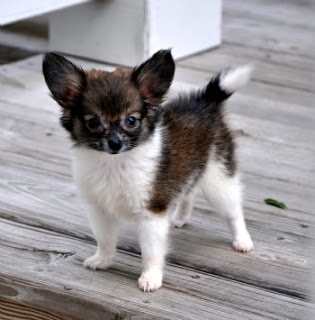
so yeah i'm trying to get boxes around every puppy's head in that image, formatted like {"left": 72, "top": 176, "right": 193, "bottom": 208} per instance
{"left": 43, "top": 50, "right": 174, "bottom": 154}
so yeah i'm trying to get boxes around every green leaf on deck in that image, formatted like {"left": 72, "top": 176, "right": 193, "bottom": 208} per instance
{"left": 264, "top": 198, "right": 287, "bottom": 210}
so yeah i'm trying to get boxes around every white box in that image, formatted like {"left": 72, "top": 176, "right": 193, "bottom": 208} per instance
{"left": 49, "top": 0, "right": 222, "bottom": 66}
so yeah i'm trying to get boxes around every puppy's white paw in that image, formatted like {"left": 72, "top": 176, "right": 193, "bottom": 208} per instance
{"left": 233, "top": 234, "right": 254, "bottom": 253}
{"left": 138, "top": 270, "right": 163, "bottom": 292}
{"left": 171, "top": 219, "right": 186, "bottom": 228}
{"left": 83, "top": 254, "right": 113, "bottom": 270}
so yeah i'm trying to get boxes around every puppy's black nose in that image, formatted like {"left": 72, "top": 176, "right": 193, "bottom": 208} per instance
{"left": 108, "top": 135, "right": 122, "bottom": 152}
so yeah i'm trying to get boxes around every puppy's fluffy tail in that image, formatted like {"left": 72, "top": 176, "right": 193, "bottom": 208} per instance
{"left": 204, "top": 65, "right": 253, "bottom": 104}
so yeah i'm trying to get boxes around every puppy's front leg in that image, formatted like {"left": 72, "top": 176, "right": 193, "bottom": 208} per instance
{"left": 83, "top": 203, "right": 119, "bottom": 270}
{"left": 138, "top": 214, "right": 169, "bottom": 292}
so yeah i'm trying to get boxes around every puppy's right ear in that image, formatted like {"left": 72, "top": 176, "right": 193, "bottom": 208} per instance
{"left": 43, "top": 53, "right": 86, "bottom": 109}
{"left": 131, "top": 50, "right": 175, "bottom": 104}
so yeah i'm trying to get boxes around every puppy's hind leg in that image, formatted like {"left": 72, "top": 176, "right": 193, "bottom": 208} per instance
{"left": 171, "top": 188, "right": 197, "bottom": 228}
{"left": 200, "top": 163, "right": 253, "bottom": 252}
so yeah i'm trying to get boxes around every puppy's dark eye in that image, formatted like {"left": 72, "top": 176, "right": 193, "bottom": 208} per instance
{"left": 125, "top": 116, "right": 137, "bottom": 128}
{"left": 87, "top": 117, "right": 101, "bottom": 130}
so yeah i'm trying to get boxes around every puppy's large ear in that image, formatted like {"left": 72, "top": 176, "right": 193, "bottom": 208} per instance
{"left": 43, "top": 52, "right": 86, "bottom": 109}
{"left": 131, "top": 50, "right": 175, "bottom": 104}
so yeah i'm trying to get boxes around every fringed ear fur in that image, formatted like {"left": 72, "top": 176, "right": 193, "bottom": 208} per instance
{"left": 131, "top": 50, "right": 175, "bottom": 104}
{"left": 42, "top": 52, "right": 86, "bottom": 109}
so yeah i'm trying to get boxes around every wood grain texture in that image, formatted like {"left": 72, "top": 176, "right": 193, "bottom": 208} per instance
{"left": 0, "top": 60, "right": 313, "bottom": 298}
{"left": 0, "top": 0, "right": 314, "bottom": 318}
{"left": 0, "top": 299, "right": 71, "bottom": 320}
{"left": 222, "top": 0, "right": 314, "bottom": 57}
{"left": 0, "top": 74, "right": 312, "bottom": 301}
{"left": 0, "top": 218, "right": 311, "bottom": 320}
{"left": 178, "top": 44, "right": 313, "bottom": 92}
{"left": 179, "top": 0, "right": 314, "bottom": 92}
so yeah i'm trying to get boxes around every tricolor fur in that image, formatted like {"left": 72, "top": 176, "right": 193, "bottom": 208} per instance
{"left": 43, "top": 50, "right": 253, "bottom": 292}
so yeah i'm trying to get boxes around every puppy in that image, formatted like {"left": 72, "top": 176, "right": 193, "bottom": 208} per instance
{"left": 43, "top": 50, "right": 253, "bottom": 292}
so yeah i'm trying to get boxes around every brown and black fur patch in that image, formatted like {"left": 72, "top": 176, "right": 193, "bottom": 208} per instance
{"left": 147, "top": 88, "right": 236, "bottom": 214}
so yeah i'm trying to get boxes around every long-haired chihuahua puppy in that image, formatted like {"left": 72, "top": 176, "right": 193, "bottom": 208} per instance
{"left": 43, "top": 50, "right": 253, "bottom": 292}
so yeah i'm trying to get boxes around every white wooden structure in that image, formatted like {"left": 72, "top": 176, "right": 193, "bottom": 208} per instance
{"left": 0, "top": 0, "right": 90, "bottom": 26}
{"left": 0, "top": 0, "right": 222, "bottom": 66}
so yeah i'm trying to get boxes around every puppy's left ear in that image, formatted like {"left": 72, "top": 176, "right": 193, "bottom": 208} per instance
{"left": 132, "top": 50, "right": 175, "bottom": 104}
{"left": 43, "top": 52, "right": 86, "bottom": 109}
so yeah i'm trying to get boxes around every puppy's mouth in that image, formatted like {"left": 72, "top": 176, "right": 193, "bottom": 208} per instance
{"left": 107, "top": 145, "right": 131, "bottom": 154}
{"left": 108, "top": 150, "right": 120, "bottom": 155}
{"left": 87, "top": 141, "right": 130, "bottom": 155}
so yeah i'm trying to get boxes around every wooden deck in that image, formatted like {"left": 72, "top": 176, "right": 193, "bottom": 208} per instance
{"left": 0, "top": 0, "right": 313, "bottom": 319}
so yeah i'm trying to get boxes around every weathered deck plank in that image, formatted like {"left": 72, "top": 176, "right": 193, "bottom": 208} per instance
{"left": 0, "top": 54, "right": 313, "bottom": 303}
{"left": 178, "top": 0, "right": 314, "bottom": 93}
{"left": 0, "top": 299, "right": 71, "bottom": 320}
{"left": 0, "top": 157, "right": 312, "bottom": 300}
{"left": 222, "top": 0, "right": 314, "bottom": 57}
{"left": 0, "top": 218, "right": 311, "bottom": 320}
{"left": 0, "top": 0, "right": 314, "bottom": 318}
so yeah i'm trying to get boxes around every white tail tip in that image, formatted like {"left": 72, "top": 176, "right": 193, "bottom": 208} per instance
{"left": 219, "top": 65, "right": 253, "bottom": 93}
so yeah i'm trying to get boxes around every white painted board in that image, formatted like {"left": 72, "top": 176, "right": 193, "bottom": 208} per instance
{"left": 0, "top": 0, "right": 90, "bottom": 26}
{"left": 145, "top": 0, "right": 221, "bottom": 58}
{"left": 50, "top": 0, "right": 222, "bottom": 66}
{"left": 49, "top": 0, "right": 146, "bottom": 66}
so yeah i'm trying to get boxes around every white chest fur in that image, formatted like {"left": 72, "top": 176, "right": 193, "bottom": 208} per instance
{"left": 72, "top": 128, "right": 162, "bottom": 219}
